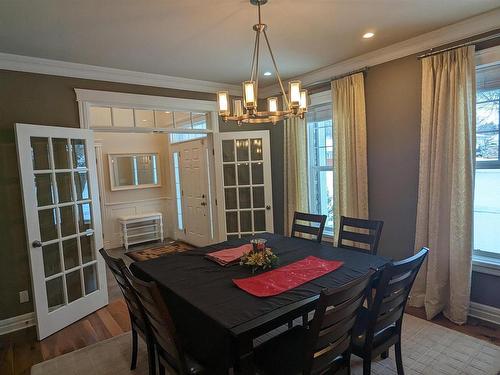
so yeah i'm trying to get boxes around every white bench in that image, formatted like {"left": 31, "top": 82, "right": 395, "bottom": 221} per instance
{"left": 118, "top": 212, "right": 164, "bottom": 251}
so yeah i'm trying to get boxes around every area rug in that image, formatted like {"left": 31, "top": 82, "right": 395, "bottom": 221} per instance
{"left": 126, "top": 241, "right": 194, "bottom": 262}
{"left": 31, "top": 314, "right": 500, "bottom": 375}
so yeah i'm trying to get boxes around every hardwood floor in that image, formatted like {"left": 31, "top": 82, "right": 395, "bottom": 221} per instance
{"left": 0, "top": 299, "right": 131, "bottom": 375}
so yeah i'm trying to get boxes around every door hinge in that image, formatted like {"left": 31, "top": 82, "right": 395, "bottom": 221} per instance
{"left": 215, "top": 198, "right": 218, "bottom": 206}
{"left": 212, "top": 148, "right": 215, "bottom": 155}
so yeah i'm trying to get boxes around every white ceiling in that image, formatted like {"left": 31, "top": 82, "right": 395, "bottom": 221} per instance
{"left": 0, "top": 0, "right": 499, "bottom": 86}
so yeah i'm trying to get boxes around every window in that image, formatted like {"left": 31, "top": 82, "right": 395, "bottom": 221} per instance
{"left": 474, "top": 59, "right": 500, "bottom": 264}
{"left": 169, "top": 112, "right": 208, "bottom": 143}
{"left": 306, "top": 102, "right": 334, "bottom": 235}
{"left": 173, "top": 152, "right": 184, "bottom": 231}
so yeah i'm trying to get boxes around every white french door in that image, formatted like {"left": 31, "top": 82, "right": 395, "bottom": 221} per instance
{"left": 15, "top": 123, "right": 107, "bottom": 340}
{"left": 171, "top": 138, "right": 214, "bottom": 247}
{"left": 214, "top": 130, "right": 274, "bottom": 240}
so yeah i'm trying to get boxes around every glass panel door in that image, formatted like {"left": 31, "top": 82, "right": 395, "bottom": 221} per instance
{"left": 16, "top": 124, "right": 106, "bottom": 340}
{"left": 217, "top": 131, "right": 273, "bottom": 240}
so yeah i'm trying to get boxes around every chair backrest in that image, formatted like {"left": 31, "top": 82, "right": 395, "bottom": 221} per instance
{"left": 365, "top": 248, "right": 429, "bottom": 349}
{"left": 99, "top": 249, "right": 147, "bottom": 331}
{"left": 304, "top": 270, "right": 375, "bottom": 375}
{"left": 124, "top": 270, "right": 189, "bottom": 375}
{"left": 291, "top": 211, "right": 327, "bottom": 243}
{"left": 337, "top": 216, "right": 384, "bottom": 255}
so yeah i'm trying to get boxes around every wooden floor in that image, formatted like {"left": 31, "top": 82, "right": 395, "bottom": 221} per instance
{"left": 1, "top": 300, "right": 499, "bottom": 375}
{"left": 0, "top": 299, "right": 130, "bottom": 375}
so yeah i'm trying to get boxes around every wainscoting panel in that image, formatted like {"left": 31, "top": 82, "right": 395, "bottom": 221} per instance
{"left": 103, "top": 197, "right": 170, "bottom": 249}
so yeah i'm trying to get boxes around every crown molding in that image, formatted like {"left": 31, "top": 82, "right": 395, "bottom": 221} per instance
{"left": 0, "top": 52, "right": 241, "bottom": 96}
{"left": 259, "top": 8, "right": 500, "bottom": 97}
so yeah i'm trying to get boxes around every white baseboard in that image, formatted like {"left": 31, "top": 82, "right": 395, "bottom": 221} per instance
{"left": 469, "top": 302, "right": 500, "bottom": 326}
{"left": 0, "top": 312, "right": 35, "bottom": 335}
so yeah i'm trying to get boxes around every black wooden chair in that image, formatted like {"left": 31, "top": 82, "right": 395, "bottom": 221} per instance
{"left": 337, "top": 216, "right": 384, "bottom": 255}
{"left": 254, "top": 270, "right": 375, "bottom": 375}
{"left": 351, "top": 248, "right": 429, "bottom": 375}
{"left": 291, "top": 211, "right": 327, "bottom": 243}
{"left": 99, "top": 249, "right": 155, "bottom": 375}
{"left": 125, "top": 270, "right": 207, "bottom": 375}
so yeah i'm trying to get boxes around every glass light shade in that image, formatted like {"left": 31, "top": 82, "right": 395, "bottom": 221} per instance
{"left": 289, "top": 80, "right": 301, "bottom": 108}
{"left": 217, "top": 91, "right": 230, "bottom": 115}
{"left": 299, "top": 89, "right": 308, "bottom": 111}
{"left": 243, "top": 81, "right": 256, "bottom": 109}
{"left": 233, "top": 99, "right": 243, "bottom": 117}
{"left": 267, "top": 97, "right": 278, "bottom": 112}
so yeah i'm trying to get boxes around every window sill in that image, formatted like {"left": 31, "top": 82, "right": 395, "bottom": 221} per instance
{"left": 472, "top": 255, "right": 500, "bottom": 277}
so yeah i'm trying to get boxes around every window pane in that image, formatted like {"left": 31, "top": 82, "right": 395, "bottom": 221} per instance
{"left": 474, "top": 169, "right": 500, "bottom": 255}
{"left": 307, "top": 102, "right": 334, "bottom": 234}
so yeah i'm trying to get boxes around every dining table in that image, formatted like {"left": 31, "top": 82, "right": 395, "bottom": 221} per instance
{"left": 129, "top": 232, "right": 390, "bottom": 374}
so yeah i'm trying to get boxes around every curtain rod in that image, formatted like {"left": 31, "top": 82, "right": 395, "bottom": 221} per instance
{"left": 305, "top": 67, "right": 368, "bottom": 90}
{"left": 417, "top": 32, "right": 500, "bottom": 60}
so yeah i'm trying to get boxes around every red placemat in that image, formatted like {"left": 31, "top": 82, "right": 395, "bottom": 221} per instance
{"left": 233, "top": 256, "right": 344, "bottom": 297}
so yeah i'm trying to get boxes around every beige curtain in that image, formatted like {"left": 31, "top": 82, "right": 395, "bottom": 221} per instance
{"left": 331, "top": 73, "right": 369, "bottom": 243}
{"left": 409, "top": 46, "right": 476, "bottom": 325}
{"left": 283, "top": 115, "right": 309, "bottom": 236}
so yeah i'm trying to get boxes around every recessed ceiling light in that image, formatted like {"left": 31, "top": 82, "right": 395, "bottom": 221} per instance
{"left": 363, "top": 32, "right": 375, "bottom": 39}
{"left": 264, "top": 71, "right": 272, "bottom": 76}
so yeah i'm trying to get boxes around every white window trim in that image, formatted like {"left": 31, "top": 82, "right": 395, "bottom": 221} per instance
{"left": 75, "top": 88, "right": 219, "bottom": 133}
{"left": 472, "top": 46, "right": 500, "bottom": 275}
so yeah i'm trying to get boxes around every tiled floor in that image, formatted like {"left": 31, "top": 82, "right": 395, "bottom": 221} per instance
{"left": 31, "top": 314, "right": 500, "bottom": 375}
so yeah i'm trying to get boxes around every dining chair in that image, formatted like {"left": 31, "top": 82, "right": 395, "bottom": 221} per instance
{"left": 99, "top": 249, "right": 156, "bottom": 375}
{"left": 351, "top": 247, "right": 429, "bottom": 375}
{"left": 291, "top": 211, "right": 327, "bottom": 243}
{"left": 125, "top": 270, "right": 207, "bottom": 375}
{"left": 254, "top": 270, "right": 375, "bottom": 375}
{"left": 337, "top": 216, "right": 384, "bottom": 255}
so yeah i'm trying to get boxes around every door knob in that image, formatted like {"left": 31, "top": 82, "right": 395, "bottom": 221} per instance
{"left": 266, "top": 205, "right": 271, "bottom": 210}
{"left": 201, "top": 202, "right": 207, "bottom": 206}
{"left": 32, "top": 240, "right": 42, "bottom": 248}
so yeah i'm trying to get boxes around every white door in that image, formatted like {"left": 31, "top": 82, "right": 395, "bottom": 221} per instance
{"left": 171, "top": 138, "right": 213, "bottom": 247}
{"left": 214, "top": 130, "right": 274, "bottom": 240}
{"left": 15, "top": 123, "right": 107, "bottom": 340}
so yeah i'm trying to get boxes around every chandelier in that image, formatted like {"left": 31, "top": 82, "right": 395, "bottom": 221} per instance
{"left": 217, "top": 0, "right": 308, "bottom": 125}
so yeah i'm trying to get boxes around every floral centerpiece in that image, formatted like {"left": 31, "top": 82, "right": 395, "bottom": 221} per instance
{"left": 240, "top": 239, "right": 279, "bottom": 273}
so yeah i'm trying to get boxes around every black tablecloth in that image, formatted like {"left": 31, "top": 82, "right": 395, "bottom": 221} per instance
{"left": 130, "top": 233, "right": 389, "bottom": 370}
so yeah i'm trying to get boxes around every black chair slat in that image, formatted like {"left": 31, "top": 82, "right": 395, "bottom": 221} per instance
{"left": 321, "top": 291, "right": 366, "bottom": 328}
{"left": 374, "top": 305, "right": 405, "bottom": 332}
{"left": 316, "top": 315, "right": 357, "bottom": 350}
{"left": 311, "top": 335, "right": 350, "bottom": 375}
{"left": 293, "top": 223, "right": 322, "bottom": 236}
{"left": 338, "top": 230, "right": 375, "bottom": 245}
{"left": 291, "top": 211, "right": 327, "bottom": 243}
{"left": 379, "top": 292, "right": 408, "bottom": 315}
{"left": 341, "top": 216, "right": 381, "bottom": 230}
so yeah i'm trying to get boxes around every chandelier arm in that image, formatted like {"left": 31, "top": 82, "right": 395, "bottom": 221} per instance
{"left": 255, "top": 29, "right": 260, "bottom": 103}
{"left": 250, "top": 28, "right": 259, "bottom": 82}
{"left": 263, "top": 29, "right": 289, "bottom": 109}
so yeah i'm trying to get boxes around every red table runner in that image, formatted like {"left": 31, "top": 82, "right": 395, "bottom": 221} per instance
{"left": 233, "top": 256, "right": 344, "bottom": 297}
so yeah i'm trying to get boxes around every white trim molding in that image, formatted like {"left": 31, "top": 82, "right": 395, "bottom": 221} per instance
{"left": 0, "top": 52, "right": 240, "bottom": 95}
{"left": 0, "top": 312, "right": 35, "bottom": 335}
{"left": 472, "top": 256, "right": 500, "bottom": 277}
{"left": 469, "top": 302, "right": 500, "bottom": 326}
{"left": 260, "top": 8, "right": 500, "bottom": 97}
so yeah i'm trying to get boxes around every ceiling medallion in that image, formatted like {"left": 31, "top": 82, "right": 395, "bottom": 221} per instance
{"left": 217, "top": 0, "right": 308, "bottom": 125}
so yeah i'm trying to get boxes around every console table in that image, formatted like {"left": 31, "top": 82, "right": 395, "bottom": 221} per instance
{"left": 118, "top": 212, "right": 164, "bottom": 251}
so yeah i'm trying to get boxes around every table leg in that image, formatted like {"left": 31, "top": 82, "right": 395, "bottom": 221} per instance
{"left": 234, "top": 337, "right": 255, "bottom": 375}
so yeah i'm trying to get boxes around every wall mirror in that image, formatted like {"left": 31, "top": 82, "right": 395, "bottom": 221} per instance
{"left": 108, "top": 153, "right": 161, "bottom": 190}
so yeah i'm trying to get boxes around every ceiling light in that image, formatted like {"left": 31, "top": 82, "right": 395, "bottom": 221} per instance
{"left": 363, "top": 32, "right": 375, "bottom": 39}
{"left": 217, "top": 0, "right": 307, "bottom": 125}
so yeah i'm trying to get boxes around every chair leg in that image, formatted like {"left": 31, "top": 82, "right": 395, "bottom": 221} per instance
{"left": 381, "top": 350, "right": 389, "bottom": 359}
{"left": 363, "top": 359, "right": 371, "bottom": 375}
{"left": 302, "top": 314, "right": 308, "bottom": 326}
{"left": 130, "top": 329, "right": 138, "bottom": 370}
{"left": 395, "top": 341, "right": 404, "bottom": 375}
{"left": 146, "top": 340, "right": 156, "bottom": 375}
{"left": 159, "top": 362, "right": 166, "bottom": 375}
{"left": 345, "top": 351, "right": 352, "bottom": 375}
